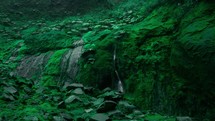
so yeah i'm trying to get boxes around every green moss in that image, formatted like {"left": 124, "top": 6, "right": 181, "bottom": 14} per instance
{"left": 44, "top": 49, "right": 68, "bottom": 75}
{"left": 24, "top": 29, "right": 74, "bottom": 54}
{"left": 40, "top": 76, "right": 57, "bottom": 87}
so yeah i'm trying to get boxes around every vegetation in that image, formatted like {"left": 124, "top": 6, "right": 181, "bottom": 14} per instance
{"left": 0, "top": 0, "right": 215, "bottom": 120}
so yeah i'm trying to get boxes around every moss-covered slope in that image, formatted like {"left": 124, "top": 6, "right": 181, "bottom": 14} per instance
{"left": 0, "top": 0, "right": 215, "bottom": 120}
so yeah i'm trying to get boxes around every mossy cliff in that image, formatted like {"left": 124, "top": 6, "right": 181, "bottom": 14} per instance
{"left": 0, "top": 0, "right": 215, "bottom": 120}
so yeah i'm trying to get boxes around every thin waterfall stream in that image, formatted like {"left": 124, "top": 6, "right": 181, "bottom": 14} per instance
{"left": 113, "top": 45, "right": 124, "bottom": 93}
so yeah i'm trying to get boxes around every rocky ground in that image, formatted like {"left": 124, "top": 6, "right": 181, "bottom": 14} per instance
{"left": 0, "top": 77, "right": 176, "bottom": 120}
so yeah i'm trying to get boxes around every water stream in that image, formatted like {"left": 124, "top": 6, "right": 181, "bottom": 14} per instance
{"left": 113, "top": 45, "right": 124, "bottom": 93}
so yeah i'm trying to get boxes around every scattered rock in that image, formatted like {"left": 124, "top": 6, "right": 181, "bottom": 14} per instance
{"left": 85, "top": 108, "right": 94, "bottom": 113}
{"left": 3, "top": 93, "right": 15, "bottom": 101}
{"left": 117, "top": 101, "right": 136, "bottom": 114}
{"left": 60, "top": 113, "right": 73, "bottom": 120}
{"left": 93, "top": 98, "right": 104, "bottom": 106}
{"left": 3, "top": 86, "right": 17, "bottom": 94}
{"left": 23, "top": 116, "right": 39, "bottom": 121}
{"left": 176, "top": 116, "right": 192, "bottom": 121}
{"left": 73, "top": 88, "right": 84, "bottom": 95}
{"left": 108, "top": 110, "right": 124, "bottom": 118}
{"left": 90, "top": 113, "right": 110, "bottom": 121}
{"left": 65, "top": 95, "right": 82, "bottom": 104}
{"left": 53, "top": 116, "right": 66, "bottom": 121}
{"left": 66, "top": 83, "right": 84, "bottom": 90}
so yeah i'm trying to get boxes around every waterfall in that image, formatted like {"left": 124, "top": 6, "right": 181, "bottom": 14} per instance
{"left": 113, "top": 45, "right": 124, "bottom": 93}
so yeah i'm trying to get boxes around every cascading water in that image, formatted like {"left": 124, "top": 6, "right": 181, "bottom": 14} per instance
{"left": 113, "top": 45, "right": 124, "bottom": 93}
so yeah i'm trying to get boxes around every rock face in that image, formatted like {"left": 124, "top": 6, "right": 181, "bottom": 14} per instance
{"left": 16, "top": 39, "right": 84, "bottom": 83}
{"left": 16, "top": 52, "right": 53, "bottom": 79}
{"left": 60, "top": 39, "right": 84, "bottom": 82}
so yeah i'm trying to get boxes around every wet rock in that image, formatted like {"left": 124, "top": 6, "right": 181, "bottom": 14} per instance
{"left": 93, "top": 98, "right": 104, "bottom": 106}
{"left": 85, "top": 108, "right": 94, "bottom": 113}
{"left": 117, "top": 101, "right": 136, "bottom": 114}
{"left": 101, "top": 87, "right": 111, "bottom": 93}
{"left": 60, "top": 39, "right": 83, "bottom": 82}
{"left": 98, "top": 91, "right": 122, "bottom": 102}
{"left": 136, "top": 114, "right": 145, "bottom": 119}
{"left": 23, "top": 116, "right": 39, "bottom": 121}
{"left": 90, "top": 113, "right": 110, "bottom": 121}
{"left": 60, "top": 113, "right": 73, "bottom": 120}
{"left": 73, "top": 88, "right": 84, "bottom": 95}
{"left": 65, "top": 95, "right": 82, "bottom": 104}
{"left": 133, "top": 110, "right": 143, "bottom": 116}
{"left": 108, "top": 110, "right": 124, "bottom": 119}
{"left": 16, "top": 52, "right": 53, "bottom": 79}
{"left": 3, "top": 86, "right": 17, "bottom": 94}
{"left": 53, "top": 116, "right": 66, "bottom": 121}
{"left": 176, "top": 116, "right": 192, "bottom": 121}
{"left": 2, "top": 93, "right": 15, "bottom": 100}
{"left": 97, "top": 100, "right": 117, "bottom": 113}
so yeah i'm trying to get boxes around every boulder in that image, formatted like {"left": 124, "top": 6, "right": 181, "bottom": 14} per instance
{"left": 53, "top": 116, "right": 66, "bottom": 121}
{"left": 93, "top": 98, "right": 104, "bottom": 107}
{"left": 176, "top": 116, "right": 192, "bottom": 121}
{"left": 73, "top": 88, "right": 84, "bottom": 95}
{"left": 108, "top": 110, "right": 124, "bottom": 119}
{"left": 90, "top": 113, "right": 110, "bottom": 121}
{"left": 98, "top": 91, "right": 122, "bottom": 102}
{"left": 65, "top": 83, "right": 87, "bottom": 90}
{"left": 3, "top": 86, "right": 17, "bottom": 94}
{"left": 117, "top": 101, "right": 136, "bottom": 114}
{"left": 65, "top": 95, "right": 82, "bottom": 104}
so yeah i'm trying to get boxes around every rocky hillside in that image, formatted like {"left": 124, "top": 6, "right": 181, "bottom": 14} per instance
{"left": 0, "top": 0, "right": 215, "bottom": 120}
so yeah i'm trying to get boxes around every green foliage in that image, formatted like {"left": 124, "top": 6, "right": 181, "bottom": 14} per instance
{"left": 24, "top": 29, "right": 73, "bottom": 54}
{"left": 44, "top": 49, "right": 68, "bottom": 75}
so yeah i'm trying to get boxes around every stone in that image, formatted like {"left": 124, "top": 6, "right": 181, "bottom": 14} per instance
{"left": 117, "top": 101, "right": 136, "bottom": 114}
{"left": 101, "top": 87, "right": 111, "bottom": 93}
{"left": 3, "top": 93, "right": 15, "bottom": 101}
{"left": 176, "top": 116, "right": 192, "bottom": 121}
{"left": 90, "top": 113, "right": 110, "bottom": 121}
{"left": 69, "top": 83, "right": 84, "bottom": 89}
{"left": 93, "top": 98, "right": 104, "bottom": 106}
{"left": 65, "top": 95, "right": 82, "bottom": 104}
{"left": 53, "top": 116, "right": 66, "bottom": 121}
{"left": 3, "top": 86, "right": 17, "bottom": 94}
{"left": 97, "top": 100, "right": 117, "bottom": 113}
{"left": 133, "top": 110, "right": 143, "bottom": 116}
{"left": 73, "top": 88, "right": 84, "bottom": 95}
{"left": 23, "top": 116, "right": 39, "bottom": 121}
{"left": 60, "top": 113, "right": 73, "bottom": 120}
{"left": 85, "top": 108, "right": 94, "bottom": 113}
{"left": 108, "top": 110, "right": 124, "bottom": 118}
